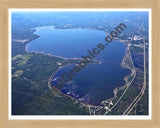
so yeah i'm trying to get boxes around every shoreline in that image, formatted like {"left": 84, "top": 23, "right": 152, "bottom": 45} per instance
{"left": 48, "top": 62, "right": 103, "bottom": 108}
{"left": 47, "top": 42, "right": 133, "bottom": 108}
{"left": 25, "top": 42, "right": 84, "bottom": 60}
{"left": 23, "top": 27, "right": 133, "bottom": 109}
{"left": 101, "top": 42, "right": 135, "bottom": 107}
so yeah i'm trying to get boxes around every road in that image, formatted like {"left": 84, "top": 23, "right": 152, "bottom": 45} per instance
{"left": 104, "top": 40, "right": 136, "bottom": 115}
{"left": 122, "top": 27, "right": 147, "bottom": 115}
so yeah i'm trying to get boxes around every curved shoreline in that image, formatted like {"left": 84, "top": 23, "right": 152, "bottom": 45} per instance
{"left": 25, "top": 26, "right": 108, "bottom": 60}
{"left": 48, "top": 62, "right": 105, "bottom": 108}
{"left": 24, "top": 27, "right": 133, "bottom": 108}
{"left": 101, "top": 43, "right": 135, "bottom": 107}
{"left": 47, "top": 43, "right": 132, "bottom": 108}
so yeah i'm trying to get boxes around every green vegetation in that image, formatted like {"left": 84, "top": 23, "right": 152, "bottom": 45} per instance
{"left": 107, "top": 46, "right": 148, "bottom": 115}
{"left": 12, "top": 30, "right": 89, "bottom": 115}
{"left": 12, "top": 12, "right": 149, "bottom": 115}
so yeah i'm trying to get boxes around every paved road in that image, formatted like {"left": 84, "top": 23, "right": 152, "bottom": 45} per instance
{"left": 122, "top": 26, "right": 147, "bottom": 115}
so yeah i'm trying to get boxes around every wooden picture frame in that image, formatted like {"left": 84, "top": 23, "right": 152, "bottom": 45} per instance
{"left": 0, "top": 0, "right": 160, "bottom": 128}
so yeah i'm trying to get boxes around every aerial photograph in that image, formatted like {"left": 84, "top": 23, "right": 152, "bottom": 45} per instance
{"left": 11, "top": 10, "right": 150, "bottom": 116}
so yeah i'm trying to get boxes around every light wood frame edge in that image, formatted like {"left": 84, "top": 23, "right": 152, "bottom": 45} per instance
{"left": 0, "top": 0, "right": 160, "bottom": 128}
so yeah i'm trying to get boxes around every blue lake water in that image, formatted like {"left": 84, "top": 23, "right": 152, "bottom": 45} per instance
{"left": 27, "top": 26, "right": 131, "bottom": 105}
{"left": 27, "top": 26, "right": 107, "bottom": 58}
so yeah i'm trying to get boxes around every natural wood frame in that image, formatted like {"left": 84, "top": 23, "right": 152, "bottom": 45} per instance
{"left": 0, "top": 0, "right": 160, "bottom": 127}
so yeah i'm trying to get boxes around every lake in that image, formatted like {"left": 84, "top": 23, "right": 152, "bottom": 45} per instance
{"left": 27, "top": 26, "right": 131, "bottom": 105}
{"left": 27, "top": 26, "right": 107, "bottom": 58}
